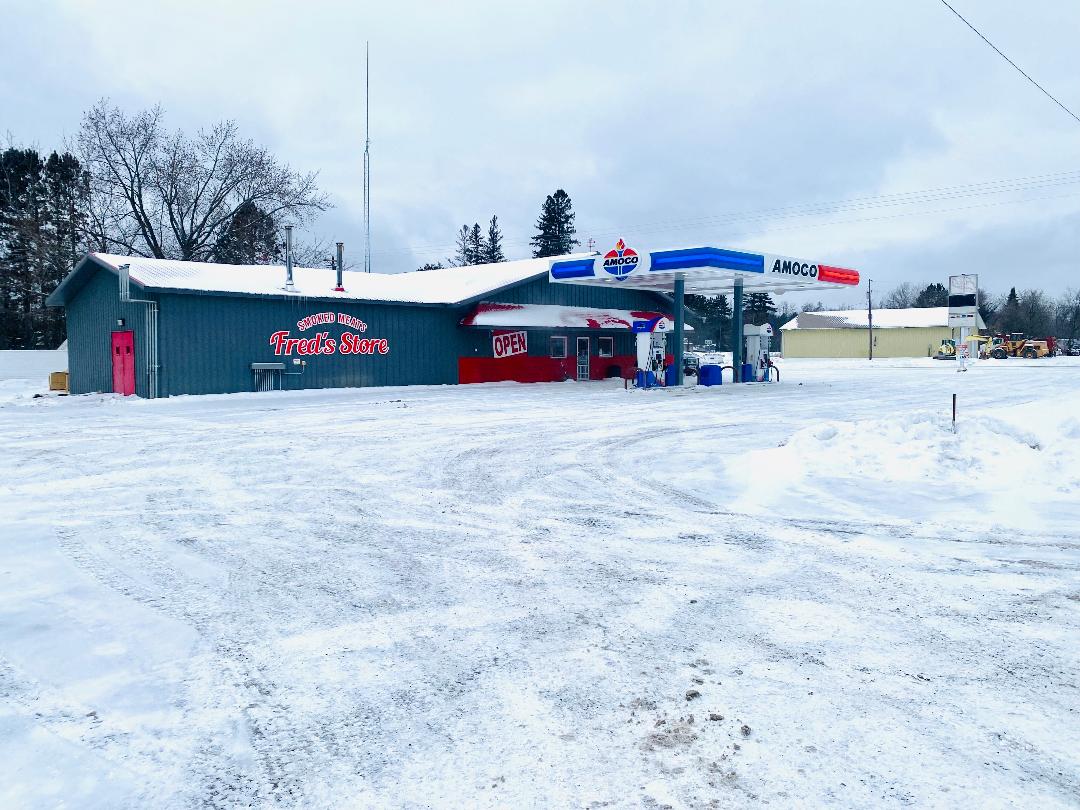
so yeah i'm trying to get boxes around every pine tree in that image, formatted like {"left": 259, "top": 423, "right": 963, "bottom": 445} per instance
{"left": 453, "top": 225, "right": 471, "bottom": 266}
{"left": 483, "top": 214, "right": 505, "bottom": 263}
{"left": 913, "top": 282, "right": 948, "bottom": 307}
{"left": 530, "top": 189, "right": 579, "bottom": 258}
{"left": 213, "top": 201, "right": 280, "bottom": 264}
{"left": 994, "top": 287, "right": 1021, "bottom": 333}
{"left": 468, "top": 223, "right": 486, "bottom": 266}
{"left": 40, "top": 152, "right": 88, "bottom": 348}
{"left": 416, "top": 262, "right": 445, "bottom": 272}
{"left": 0, "top": 147, "right": 88, "bottom": 349}
{"left": 0, "top": 148, "right": 44, "bottom": 348}
{"left": 685, "top": 293, "right": 732, "bottom": 350}
{"left": 744, "top": 292, "right": 777, "bottom": 326}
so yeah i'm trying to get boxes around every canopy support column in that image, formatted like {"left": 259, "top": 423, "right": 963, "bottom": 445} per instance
{"left": 732, "top": 279, "right": 744, "bottom": 382}
{"left": 673, "top": 276, "right": 685, "bottom": 386}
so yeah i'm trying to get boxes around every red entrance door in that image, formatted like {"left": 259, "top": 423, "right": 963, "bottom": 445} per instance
{"left": 111, "top": 331, "right": 135, "bottom": 396}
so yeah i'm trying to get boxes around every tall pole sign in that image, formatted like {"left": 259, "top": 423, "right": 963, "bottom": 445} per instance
{"left": 949, "top": 274, "right": 978, "bottom": 373}
{"left": 867, "top": 278, "right": 873, "bottom": 361}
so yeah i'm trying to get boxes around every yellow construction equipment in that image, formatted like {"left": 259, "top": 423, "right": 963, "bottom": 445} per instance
{"left": 989, "top": 333, "right": 1051, "bottom": 359}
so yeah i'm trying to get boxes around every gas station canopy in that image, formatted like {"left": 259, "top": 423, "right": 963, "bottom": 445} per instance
{"left": 549, "top": 244, "right": 859, "bottom": 295}
{"left": 548, "top": 241, "right": 861, "bottom": 385}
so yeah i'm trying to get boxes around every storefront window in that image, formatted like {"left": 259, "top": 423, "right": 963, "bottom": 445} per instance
{"left": 550, "top": 336, "right": 567, "bottom": 358}
{"left": 598, "top": 337, "right": 614, "bottom": 357}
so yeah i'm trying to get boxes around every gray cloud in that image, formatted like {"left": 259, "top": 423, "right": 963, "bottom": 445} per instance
{"left": 4, "top": 0, "right": 1079, "bottom": 296}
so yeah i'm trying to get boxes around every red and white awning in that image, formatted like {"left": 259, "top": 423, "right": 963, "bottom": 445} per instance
{"left": 460, "top": 302, "right": 692, "bottom": 331}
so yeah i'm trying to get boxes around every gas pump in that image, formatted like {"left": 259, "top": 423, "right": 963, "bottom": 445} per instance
{"left": 633, "top": 317, "right": 669, "bottom": 387}
{"left": 635, "top": 331, "right": 668, "bottom": 378}
{"left": 742, "top": 323, "right": 776, "bottom": 382}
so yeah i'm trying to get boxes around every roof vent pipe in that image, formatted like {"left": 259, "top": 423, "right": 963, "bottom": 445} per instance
{"left": 284, "top": 225, "right": 295, "bottom": 291}
{"left": 118, "top": 263, "right": 131, "bottom": 301}
{"left": 334, "top": 242, "right": 345, "bottom": 291}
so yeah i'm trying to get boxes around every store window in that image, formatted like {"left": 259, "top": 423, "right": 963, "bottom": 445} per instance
{"left": 598, "top": 337, "right": 614, "bottom": 358}
{"left": 550, "top": 336, "right": 567, "bottom": 358}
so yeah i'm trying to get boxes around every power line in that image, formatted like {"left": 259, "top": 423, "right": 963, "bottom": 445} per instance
{"left": 381, "top": 168, "right": 1080, "bottom": 256}
{"left": 937, "top": 0, "right": 1080, "bottom": 126}
{"left": 378, "top": 168, "right": 1080, "bottom": 260}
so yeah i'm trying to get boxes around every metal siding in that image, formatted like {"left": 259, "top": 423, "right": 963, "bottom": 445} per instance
{"left": 157, "top": 293, "right": 467, "bottom": 395}
{"left": 64, "top": 268, "right": 155, "bottom": 397}
{"left": 782, "top": 327, "right": 952, "bottom": 358}
{"left": 64, "top": 269, "right": 674, "bottom": 396}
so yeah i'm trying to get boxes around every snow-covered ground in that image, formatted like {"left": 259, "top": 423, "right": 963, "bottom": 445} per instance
{"left": 1, "top": 357, "right": 1078, "bottom": 808}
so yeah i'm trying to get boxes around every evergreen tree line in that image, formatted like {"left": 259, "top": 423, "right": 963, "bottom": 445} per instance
{"left": 422, "top": 189, "right": 579, "bottom": 270}
{"left": 684, "top": 292, "right": 789, "bottom": 351}
{"left": 0, "top": 148, "right": 88, "bottom": 349}
{"left": 454, "top": 215, "right": 506, "bottom": 266}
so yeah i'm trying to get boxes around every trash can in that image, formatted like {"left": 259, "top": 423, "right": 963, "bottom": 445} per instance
{"left": 699, "top": 364, "right": 721, "bottom": 386}
{"left": 665, "top": 365, "right": 678, "bottom": 387}
{"left": 635, "top": 370, "right": 658, "bottom": 388}
{"left": 740, "top": 363, "right": 754, "bottom": 383}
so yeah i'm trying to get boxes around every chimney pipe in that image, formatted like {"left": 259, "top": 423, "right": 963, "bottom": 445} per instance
{"left": 334, "top": 242, "right": 345, "bottom": 291}
{"left": 284, "top": 225, "right": 295, "bottom": 291}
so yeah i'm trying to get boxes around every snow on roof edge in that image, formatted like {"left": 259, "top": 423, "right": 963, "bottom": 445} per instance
{"left": 781, "top": 306, "right": 984, "bottom": 330}
{"left": 84, "top": 252, "right": 597, "bottom": 307}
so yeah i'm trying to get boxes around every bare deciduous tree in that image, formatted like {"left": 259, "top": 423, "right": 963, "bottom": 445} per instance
{"left": 880, "top": 281, "right": 920, "bottom": 309}
{"left": 77, "top": 100, "right": 329, "bottom": 261}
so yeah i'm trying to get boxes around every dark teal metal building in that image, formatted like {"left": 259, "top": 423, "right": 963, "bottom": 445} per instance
{"left": 47, "top": 252, "right": 680, "bottom": 398}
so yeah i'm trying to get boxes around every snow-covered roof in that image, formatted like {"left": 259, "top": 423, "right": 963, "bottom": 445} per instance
{"left": 57, "top": 252, "right": 597, "bottom": 307}
{"left": 781, "top": 306, "right": 986, "bottom": 331}
{"left": 461, "top": 302, "right": 692, "bottom": 331}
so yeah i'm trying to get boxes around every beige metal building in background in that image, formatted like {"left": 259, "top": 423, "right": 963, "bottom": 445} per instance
{"left": 780, "top": 306, "right": 987, "bottom": 358}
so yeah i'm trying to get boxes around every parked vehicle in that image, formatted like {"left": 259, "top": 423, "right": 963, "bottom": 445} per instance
{"left": 988, "top": 333, "right": 1053, "bottom": 359}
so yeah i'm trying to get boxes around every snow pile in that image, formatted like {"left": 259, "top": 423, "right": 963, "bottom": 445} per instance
{"left": 0, "top": 349, "right": 66, "bottom": 380}
{"left": 737, "top": 405, "right": 1080, "bottom": 529}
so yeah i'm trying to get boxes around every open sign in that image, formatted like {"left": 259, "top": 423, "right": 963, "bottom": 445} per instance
{"left": 493, "top": 330, "right": 527, "bottom": 359}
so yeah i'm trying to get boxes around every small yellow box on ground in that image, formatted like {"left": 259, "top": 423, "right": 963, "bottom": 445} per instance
{"left": 49, "top": 371, "right": 69, "bottom": 392}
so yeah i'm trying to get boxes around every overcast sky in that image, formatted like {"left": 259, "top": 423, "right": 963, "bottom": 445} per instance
{"left": 4, "top": 0, "right": 1080, "bottom": 306}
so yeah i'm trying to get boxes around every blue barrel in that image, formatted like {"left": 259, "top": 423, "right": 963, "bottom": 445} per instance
{"left": 635, "top": 369, "right": 646, "bottom": 388}
{"left": 699, "top": 364, "right": 721, "bottom": 386}
{"left": 645, "top": 370, "right": 657, "bottom": 388}
{"left": 740, "top": 363, "right": 754, "bottom": 382}
{"left": 665, "top": 365, "right": 678, "bottom": 387}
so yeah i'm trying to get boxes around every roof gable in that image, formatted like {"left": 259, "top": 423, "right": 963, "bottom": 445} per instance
{"left": 781, "top": 306, "right": 986, "bottom": 331}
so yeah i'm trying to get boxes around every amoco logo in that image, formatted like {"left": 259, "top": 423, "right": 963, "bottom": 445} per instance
{"left": 602, "top": 238, "right": 640, "bottom": 280}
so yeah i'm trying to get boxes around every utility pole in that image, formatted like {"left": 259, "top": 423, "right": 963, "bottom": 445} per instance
{"left": 867, "top": 278, "right": 874, "bottom": 361}
{"left": 363, "top": 41, "right": 371, "bottom": 273}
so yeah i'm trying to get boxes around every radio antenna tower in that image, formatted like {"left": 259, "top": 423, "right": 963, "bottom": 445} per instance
{"left": 363, "top": 41, "right": 372, "bottom": 273}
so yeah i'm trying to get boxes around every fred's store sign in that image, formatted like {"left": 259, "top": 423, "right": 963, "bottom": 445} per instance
{"left": 269, "top": 311, "right": 390, "bottom": 356}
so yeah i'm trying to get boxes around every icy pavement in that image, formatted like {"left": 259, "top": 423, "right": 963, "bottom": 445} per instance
{"left": 1, "top": 358, "right": 1078, "bottom": 808}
